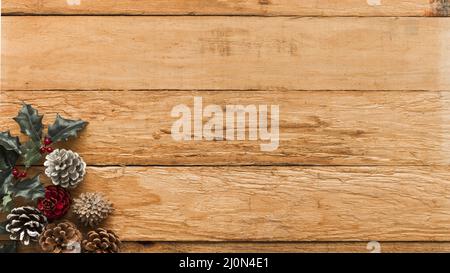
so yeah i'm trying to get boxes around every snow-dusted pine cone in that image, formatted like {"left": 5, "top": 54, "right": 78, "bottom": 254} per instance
{"left": 429, "top": 0, "right": 449, "bottom": 16}
{"left": 44, "top": 149, "right": 86, "bottom": 189}
{"left": 72, "top": 192, "right": 114, "bottom": 227}
{"left": 39, "top": 221, "right": 82, "bottom": 253}
{"left": 5, "top": 206, "right": 47, "bottom": 245}
{"left": 82, "top": 228, "right": 121, "bottom": 253}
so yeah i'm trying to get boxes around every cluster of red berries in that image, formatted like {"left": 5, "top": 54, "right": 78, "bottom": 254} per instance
{"left": 12, "top": 167, "right": 27, "bottom": 179}
{"left": 40, "top": 136, "right": 54, "bottom": 154}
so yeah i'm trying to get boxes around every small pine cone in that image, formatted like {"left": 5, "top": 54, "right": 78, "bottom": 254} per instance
{"left": 428, "top": 0, "right": 450, "bottom": 16}
{"left": 44, "top": 149, "right": 86, "bottom": 189}
{"left": 73, "top": 192, "right": 114, "bottom": 227}
{"left": 37, "top": 185, "right": 71, "bottom": 221}
{"left": 39, "top": 221, "right": 82, "bottom": 253}
{"left": 5, "top": 206, "right": 47, "bottom": 245}
{"left": 82, "top": 228, "right": 121, "bottom": 253}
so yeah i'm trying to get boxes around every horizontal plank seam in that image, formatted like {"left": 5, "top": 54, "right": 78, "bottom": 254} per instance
{"left": 117, "top": 240, "right": 450, "bottom": 243}
{"left": 18, "top": 164, "right": 450, "bottom": 167}
{"left": 120, "top": 240, "right": 450, "bottom": 243}
{"left": 1, "top": 14, "right": 447, "bottom": 18}
{"left": 93, "top": 240, "right": 450, "bottom": 244}
{"left": 4, "top": 240, "right": 450, "bottom": 243}
{"left": 3, "top": 89, "right": 450, "bottom": 93}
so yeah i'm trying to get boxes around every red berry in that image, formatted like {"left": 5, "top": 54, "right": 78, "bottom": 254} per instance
{"left": 40, "top": 146, "right": 47, "bottom": 154}
{"left": 12, "top": 168, "right": 19, "bottom": 177}
{"left": 46, "top": 146, "right": 54, "bottom": 153}
{"left": 44, "top": 136, "right": 52, "bottom": 146}
{"left": 19, "top": 172, "right": 27, "bottom": 178}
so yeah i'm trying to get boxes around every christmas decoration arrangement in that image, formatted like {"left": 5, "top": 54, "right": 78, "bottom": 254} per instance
{"left": 0, "top": 103, "right": 121, "bottom": 253}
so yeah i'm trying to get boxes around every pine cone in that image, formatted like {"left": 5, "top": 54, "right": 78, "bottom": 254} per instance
{"left": 39, "top": 221, "right": 82, "bottom": 253}
{"left": 44, "top": 149, "right": 86, "bottom": 189}
{"left": 82, "top": 228, "right": 121, "bottom": 253}
{"left": 73, "top": 192, "right": 114, "bottom": 227}
{"left": 5, "top": 206, "right": 47, "bottom": 245}
{"left": 428, "top": 0, "right": 450, "bottom": 16}
{"left": 37, "top": 185, "right": 71, "bottom": 221}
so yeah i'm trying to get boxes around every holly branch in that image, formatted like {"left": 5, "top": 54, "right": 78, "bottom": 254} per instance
{"left": 0, "top": 103, "right": 88, "bottom": 212}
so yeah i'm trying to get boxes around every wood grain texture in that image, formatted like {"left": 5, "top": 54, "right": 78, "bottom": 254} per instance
{"left": 2, "top": 17, "right": 450, "bottom": 91}
{"left": 3, "top": 3, "right": 450, "bottom": 253}
{"left": 2, "top": 90, "right": 450, "bottom": 166}
{"left": 2, "top": 0, "right": 447, "bottom": 17}
{"left": 119, "top": 241, "right": 450, "bottom": 253}
{"left": 39, "top": 165, "right": 450, "bottom": 241}
{"left": 9, "top": 241, "right": 450, "bottom": 253}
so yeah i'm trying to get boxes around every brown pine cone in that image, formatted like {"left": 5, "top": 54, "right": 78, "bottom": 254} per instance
{"left": 39, "top": 221, "right": 82, "bottom": 253}
{"left": 82, "top": 228, "right": 121, "bottom": 253}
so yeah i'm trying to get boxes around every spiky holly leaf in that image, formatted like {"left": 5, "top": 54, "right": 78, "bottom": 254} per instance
{"left": 0, "top": 194, "right": 13, "bottom": 212}
{"left": 0, "top": 220, "right": 7, "bottom": 235}
{"left": 0, "top": 170, "right": 11, "bottom": 190}
{"left": 13, "top": 103, "right": 43, "bottom": 142}
{"left": 11, "top": 174, "right": 45, "bottom": 202}
{"left": 0, "top": 172, "right": 14, "bottom": 212}
{"left": 0, "top": 131, "right": 21, "bottom": 171}
{"left": 48, "top": 114, "right": 88, "bottom": 143}
{"left": 0, "top": 146, "right": 19, "bottom": 171}
{"left": 0, "top": 241, "right": 17, "bottom": 253}
{"left": 0, "top": 131, "right": 21, "bottom": 154}
{"left": 20, "top": 140, "right": 42, "bottom": 168}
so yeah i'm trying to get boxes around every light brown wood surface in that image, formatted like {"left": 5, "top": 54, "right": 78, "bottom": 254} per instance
{"left": 118, "top": 241, "right": 450, "bottom": 253}
{"left": 38, "top": 165, "right": 450, "bottom": 241}
{"left": 3, "top": 17, "right": 450, "bottom": 91}
{"left": 2, "top": 0, "right": 447, "bottom": 17}
{"left": 6, "top": 241, "right": 450, "bottom": 253}
{"left": 3, "top": 1, "right": 450, "bottom": 253}
{"left": 6, "top": 166, "right": 450, "bottom": 242}
{"left": 2, "top": 90, "right": 450, "bottom": 166}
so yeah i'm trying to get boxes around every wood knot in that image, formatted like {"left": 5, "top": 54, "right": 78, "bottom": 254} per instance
{"left": 258, "top": 0, "right": 271, "bottom": 5}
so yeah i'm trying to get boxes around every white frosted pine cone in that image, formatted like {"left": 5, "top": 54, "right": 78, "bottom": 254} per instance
{"left": 73, "top": 192, "right": 114, "bottom": 227}
{"left": 44, "top": 149, "right": 86, "bottom": 189}
{"left": 6, "top": 206, "right": 48, "bottom": 245}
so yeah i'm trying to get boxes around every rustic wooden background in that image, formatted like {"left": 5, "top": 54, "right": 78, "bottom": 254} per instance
{"left": 1, "top": 0, "right": 450, "bottom": 253}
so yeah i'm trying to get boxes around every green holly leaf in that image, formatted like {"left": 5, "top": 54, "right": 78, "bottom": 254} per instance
{"left": 0, "top": 170, "right": 12, "bottom": 191}
{"left": 10, "top": 174, "right": 45, "bottom": 202}
{"left": 20, "top": 140, "right": 42, "bottom": 168}
{"left": 0, "top": 220, "right": 7, "bottom": 235}
{"left": 0, "top": 194, "right": 13, "bottom": 212}
{"left": 0, "top": 146, "right": 19, "bottom": 171}
{"left": 0, "top": 131, "right": 21, "bottom": 154}
{"left": 0, "top": 172, "right": 14, "bottom": 212}
{"left": 48, "top": 114, "right": 87, "bottom": 143}
{"left": 13, "top": 103, "right": 43, "bottom": 142}
{"left": 0, "top": 242, "right": 17, "bottom": 253}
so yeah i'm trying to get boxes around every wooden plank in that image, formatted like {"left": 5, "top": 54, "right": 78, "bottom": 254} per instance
{"left": 2, "top": 0, "right": 448, "bottom": 17}
{"left": 5, "top": 165, "right": 450, "bottom": 242}
{"left": 11, "top": 241, "right": 450, "bottom": 253}
{"left": 42, "top": 165, "right": 450, "bottom": 241}
{"left": 2, "top": 90, "right": 450, "bottom": 166}
{"left": 2, "top": 17, "right": 449, "bottom": 91}
{"left": 119, "top": 241, "right": 450, "bottom": 253}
